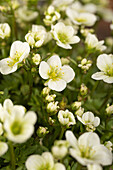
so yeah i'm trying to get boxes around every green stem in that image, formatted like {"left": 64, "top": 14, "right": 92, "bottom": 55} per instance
{"left": 9, "top": 141, "right": 16, "bottom": 170}
{"left": 59, "top": 127, "right": 65, "bottom": 140}
{"left": 67, "top": 57, "right": 77, "bottom": 66}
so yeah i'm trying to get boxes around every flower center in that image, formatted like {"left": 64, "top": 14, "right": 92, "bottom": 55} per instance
{"left": 79, "top": 145, "right": 95, "bottom": 159}
{"left": 48, "top": 65, "right": 63, "bottom": 81}
{"left": 58, "top": 32, "right": 69, "bottom": 44}
{"left": 106, "top": 64, "right": 113, "bottom": 76}
{"left": 76, "top": 17, "right": 87, "bottom": 23}
{"left": 7, "top": 51, "right": 22, "bottom": 67}
{"left": 11, "top": 121, "right": 22, "bottom": 135}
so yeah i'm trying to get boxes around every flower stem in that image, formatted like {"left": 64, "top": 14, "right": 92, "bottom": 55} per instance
{"left": 59, "top": 127, "right": 65, "bottom": 140}
{"left": 9, "top": 141, "right": 16, "bottom": 170}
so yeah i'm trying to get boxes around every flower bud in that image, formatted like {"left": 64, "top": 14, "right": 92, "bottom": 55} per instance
{"left": 106, "top": 104, "right": 113, "bottom": 115}
{"left": 80, "top": 84, "right": 88, "bottom": 96}
{"left": 37, "top": 126, "right": 49, "bottom": 138}
{"left": 75, "top": 107, "right": 84, "bottom": 117}
{"left": 71, "top": 101, "right": 81, "bottom": 110}
{"left": 47, "top": 101, "right": 59, "bottom": 114}
{"left": 32, "top": 54, "right": 41, "bottom": 65}
{"left": 42, "top": 87, "right": 50, "bottom": 96}
{"left": 104, "top": 141, "right": 112, "bottom": 152}
{"left": 45, "top": 94, "right": 56, "bottom": 102}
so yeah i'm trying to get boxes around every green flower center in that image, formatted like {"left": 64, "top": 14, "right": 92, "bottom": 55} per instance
{"left": 11, "top": 121, "right": 22, "bottom": 135}
{"left": 58, "top": 32, "right": 69, "bottom": 44}
{"left": 106, "top": 64, "right": 113, "bottom": 76}
{"left": 48, "top": 66, "right": 63, "bottom": 81}
{"left": 76, "top": 17, "right": 87, "bottom": 23}
{"left": 38, "top": 163, "right": 52, "bottom": 170}
{"left": 7, "top": 51, "right": 22, "bottom": 67}
{"left": 79, "top": 145, "right": 95, "bottom": 159}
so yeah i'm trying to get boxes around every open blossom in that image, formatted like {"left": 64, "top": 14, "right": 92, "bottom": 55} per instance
{"left": 58, "top": 109, "right": 76, "bottom": 126}
{"left": 51, "top": 22, "right": 80, "bottom": 49}
{"left": 66, "top": 131, "right": 112, "bottom": 167}
{"left": 0, "top": 141, "right": 8, "bottom": 156}
{"left": 0, "top": 23, "right": 11, "bottom": 39}
{"left": 92, "top": 54, "right": 113, "bottom": 83}
{"left": 85, "top": 33, "right": 106, "bottom": 52}
{"left": 77, "top": 112, "right": 100, "bottom": 131}
{"left": 52, "top": 0, "right": 74, "bottom": 11}
{"left": 0, "top": 41, "right": 30, "bottom": 75}
{"left": 25, "top": 25, "right": 51, "bottom": 48}
{"left": 4, "top": 108, "right": 37, "bottom": 143}
{"left": 66, "top": 8, "right": 97, "bottom": 27}
{"left": 39, "top": 55, "right": 75, "bottom": 91}
{"left": 25, "top": 152, "right": 66, "bottom": 170}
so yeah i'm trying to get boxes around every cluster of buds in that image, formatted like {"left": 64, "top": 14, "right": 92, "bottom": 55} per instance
{"left": 78, "top": 58, "right": 92, "bottom": 73}
{"left": 80, "top": 27, "right": 94, "bottom": 37}
{"left": 77, "top": 111, "right": 100, "bottom": 132}
{"left": 51, "top": 140, "right": 69, "bottom": 159}
{"left": 43, "top": 6, "right": 60, "bottom": 26}
{"left": 37, "top": 126, "right": 49, "bottom": 138}
{"left": 106, "top": 104, "right": 113, "bottom": 115}
{"left": 71, "top": 101, "right": 84, "bottom": 117}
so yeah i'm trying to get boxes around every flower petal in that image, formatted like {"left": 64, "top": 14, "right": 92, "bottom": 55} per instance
{"left": 0, "top": 142, "right": 8, "bottom": 156}
{"left": 93, "top": 117, "right": 100, "bottom": 127}
{"left": 91, "top": 72, "right": 107, "bottom": 80}
{"left": 53, "top": 163, "right": 66, "bottom": 170}
{"left": 24, "top": 111, "right": 37, "bottom": 124}
{"left": 3, "top": 99, "right": 13, "bottom": 110}
{"left": 47, "top": 55, "right": 62, "bottom": 67}
{"left": 61, "top": 65, "right": 75, "bottom": 83}
{"left": 42, "top": 152, "right": 54, "bottom": 169}
{"left": 48, "top": 79, "right": 66, "bottom": 91}
{"left": 39, "top": 61, "right": 50, "bottom": 79}
{"left": 103, "top": 76, "right": 113, "bottom": 83}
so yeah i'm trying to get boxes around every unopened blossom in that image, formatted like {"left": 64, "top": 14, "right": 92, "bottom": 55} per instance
{"left": 71, "top": 101, "right": 81, "bottom": 110}
{"left": 80, "top": 84, "right": 88, "bottom": 96}
{"left": 51, "top": 22, "right": 80, "bottom": 49}
{"left": 0, "top": 23, "right": 11, "bottom": 39}
{"left": 77, "top": 112, "right": 100, "bottom": 131}
{"left": 25, "top": 152, "right": 66, "bottom": 170}
{"left": 104, "top": 141, "right": 112, "bottom": 152}
{"left": 39, "top": 55, "right": 75, "bottom": 91}
{"left": 87, "top": 164, "right": 102, "bottom": 170}
{"left": 66, "top": 131, "right": 112, "bottom": 167}
{"left": 0, "top": 99, "right": 25, "bottom": 122}
{"left": 37, "top": 126, "right": 49, "bottom": 138}
{"left": 0, "top": 141, "right": 8, "bottom": 156}
{"left": 78, "top": 58, "right": 92, "bottom": 72}
{"left": 0, "top": 41, "right": 30, "bottom": 75}
{"left": 85, "top": 33, "right": 106, "bottom": 52}
{"left": 4, "top": 108, "right": 37, "bottom": 143}
{"left": 75, "top": 107, "right": 84, "bottom": 117}
{"left": 44, "top": 6, "right": 60, "bottom": 26}
{"left": 32, "top": 54, "right": 41, "bottom": 65}
{"left": 47, "top": 101, "right": 59, "bottom": 113}
{"left": 42, "top": 87, "right": 50, "bottom": 96}
{"left": 52, "top": 0, "right": 74, "bottom": 11}
{"left": 106, "top": 104, "right": 113, "bottom": 115}
{"left": 92, "top": 54, "right": 113, "bottom": 83}
{"left": 17, "top": 6, "right": 38, "bottom": 22}
{"left": 58, "top": 109, "right": 76, "bottom": 127}
{"left": 45, "top": 94, "right": 56, "bottom": 102}
{"left": 52, "top": 140, "right": 69, "bottom": 159}
{"left": 66, "top": 8, "right": 97, "bottom": 27}
{"left": 25, "top": 25, "right": 52, "bottom": 48}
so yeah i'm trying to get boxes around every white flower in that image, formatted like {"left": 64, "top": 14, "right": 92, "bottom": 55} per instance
{"left": 47, "top": 101, "right": 59, "bottom": 113}
{"left": 58, "top": 109, "right": 76, "bottom": 126}
{"left": 85, "top": 33, "right": 106, "bottom": 52}
{"left": 44, "top": 6, "right": 60, "bottom": 26}
{"left": 0, "top": 141, "right": 8, "bottom": 156}
{"left": 25, "top": 25, "right": 51, "bottom": 48}
{"left": 25, "top": 152, "right": 66, "bottom": 170}
{"left": 0, "top": 41, "right": 30, "bottom": 75}
{"left": 51, "top": 22, "right": 80, "bottom": 49}
{"left": 87, "top": 164, "right": 102, "bottom": 170}
{"left": 32, "top": 54, "right": 41, "bottom": 65}
{"left": 0, "top": 23, "right": 11, "bottom": 39}
{"left": 39, "top": 55, "right": 75, "bottom": 91}
{"left": 52, "top": 0, "right": 74, "bottom": 11}
{"left": 4, "top": 108, "right": 37, "bottom": 143}
{"left": 17, "top": 6, "right": 38, "bottom": 22}
{"left": 52, "top": 140, "right": 69, "bottom": 159}
{"left": 91, "top": 54, "right": 113, "bottom": 83}
{"left": 77, "top": 112, "right": 100, "bottom": 131}
{"left": 0, "top": 99, "right": 25, "bottom": 122}
{"left": 66, "top": 9, "right": 97, "bottom": 27}
{"left": 66, "top": 131, "right": 112, "bottom": 166}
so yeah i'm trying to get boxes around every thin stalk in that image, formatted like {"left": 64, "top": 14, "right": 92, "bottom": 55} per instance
{"left": 9, "top": 141, "right": 16, "bottom": 170}
{"left": 59, "top": 127, "right": 65, "bottom": 140}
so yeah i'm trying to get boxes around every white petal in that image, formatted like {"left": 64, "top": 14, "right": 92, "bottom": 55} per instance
{"left": 13, "top": 105, "right": 25, "bottom": 116}
{"left": 53, "top": 163, "right": 66, "bottom": 170}
{"left": 25, "top": 155, "right": 45, "bottom": 170}
{"left": 92, "top": 145, "right": 112, "bottom": 166}
{"left": 77, "top": 115, "right": 86, "bottom": 125}
{"left": 47, "top": 55, "right": 62, "bottom": 67}
{"left": 0, "top": 142, "right": 8, "bottom": 156}
{"left": 103, "top": 76, "right": 113, "bottom": 83}
{"left": 48, "top": 79, "right": 66, "bottom": 92}
{"left": 62, "top": 65, "right": 75, "bottom": 83}
{"left": 87, "top": 164, "right": 102, "bottom": 170}
{"left": 0, "top": 58, "right": 17, "bottom": 75}
{"left": 93, "top": 117, "right": 100, "bottom": 127}
{"left": 82, "top": 112, "right": 94, "bottom": 123}
{"left": 24, "top": 111, "right": 37, "bottom": 124}
{"left": 91, "top": 72, "right": 107, "bottom": 80}
{"left": 65, "top": 131, "right": 79, "bottom": 150}
{"left": 39, "top": 61, "right": 50, "bottom": 79}
{"left": 78, "top": 132, "right": 100, "bottom": 148}
{"left": 56, "top": 41, "right": 72, "bottom": 49}
{"left": 3, "top": 99, "right": 13, "bottom": 110}
{"left": 42, "top": 152, "right": 54, "bottom": 168}
{"left": 97, "top": 54, "right": 112, "bottom": 72}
